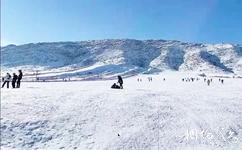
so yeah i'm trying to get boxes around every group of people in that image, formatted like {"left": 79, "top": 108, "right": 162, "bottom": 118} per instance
{"left": 182, "top": 76, "right": 225, "bottom": 86}
{"left": 219, "top": 78, "right": 224, "bottom": 84}
{"left": 111, "top": 75, "right": 226, "bottom": 89}
{"left": 137, "top": 78, "right": 143, "bottom": 82}
{"left": 182, "top": 77, "right": 200, "bottom": 82}
{"left": 2, "top": 70, "right": 226, "bottom": 89}
{"left": 147, "top": 77, "right": 153, "bottom": 82}
{"left": 1, "top": 70, "right": 23, "bottom": 89}
{"left": 111, "top": 75, "right": 123, "bottom": 89}
{"left": 204, "top": 78, "right": 225, "bottom": 86}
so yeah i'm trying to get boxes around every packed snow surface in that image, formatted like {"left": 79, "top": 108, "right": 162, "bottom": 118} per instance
{"left": 1, "top": 72, "right": 242, "bottom": 150}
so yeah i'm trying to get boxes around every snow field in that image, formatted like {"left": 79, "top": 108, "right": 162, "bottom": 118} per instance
{"left": 1, "top": 73, "right": 242, "bottom": 150}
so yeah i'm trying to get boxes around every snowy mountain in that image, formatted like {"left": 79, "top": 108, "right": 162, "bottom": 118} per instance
{"left": 2, "top": 40, "right": 242, "bottom": 149}
{"left": 1, "top": 39, "right": 242, "bottom": 80}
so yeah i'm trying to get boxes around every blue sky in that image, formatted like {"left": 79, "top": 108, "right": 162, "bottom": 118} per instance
{"left": 1, "top": 0, "right": 242, "bottom": 46}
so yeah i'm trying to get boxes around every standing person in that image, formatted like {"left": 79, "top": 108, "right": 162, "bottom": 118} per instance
{"left": 207, "top": 79, "right": 210, "bottom": 86}
{"left": 118, "top": 75, "right": 123, "bottom": 89}
{"left": 12, "top": 73, "right": 18, "bottom": 88}
{"left": 221, "top": 79, "right": 224, "bottom": 84}
{"left": 17, "top": 70, "right": 23, "bottom": 88}
{"left": 2, "top": 73, "right": 11, "bottom": 88}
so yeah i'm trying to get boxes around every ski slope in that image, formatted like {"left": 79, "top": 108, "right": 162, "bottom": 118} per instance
{"left": 1, "top": 73, "right": 242, "bottom": 150}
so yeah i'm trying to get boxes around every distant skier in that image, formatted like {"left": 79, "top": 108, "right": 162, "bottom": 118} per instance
{"left": 118, "top": 75, "right": 123, "bottom": 89}
{"left": 12, "top": 73, "right": 18, "bottom": 88}
{"left": 2, "top": 73, "right": 11, "bottom": 88}
{"left": 221, "top": 79, "right": 224, "bottom": 84}
{"left": 148, "top": 77, "right": 153, "bottom": 82}
{"left": 16, "top": 70, "right": 23, "bottom": 88}
{"left": 207, "top": 79, "right": 210, "bottom": 86}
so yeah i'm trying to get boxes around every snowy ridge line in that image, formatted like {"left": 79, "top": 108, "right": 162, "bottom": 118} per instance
{"left": 1, "top": 39, "right": 242, "bottom": 79}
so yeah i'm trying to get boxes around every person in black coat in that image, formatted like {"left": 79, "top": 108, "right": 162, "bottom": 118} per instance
{"left": 12, "top": 73, "right": 18, "bottom": 88}
{"left": 17, "top": 70, "right": 23, "bottom": 88}
{"left": 118, "top": 75, "right": 123, "bottom": 89}
{"left": 111, "top": 83, "right": 120, "bottom": 89}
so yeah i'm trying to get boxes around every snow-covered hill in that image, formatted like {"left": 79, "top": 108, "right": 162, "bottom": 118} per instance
{"left": 1, "top": 39, "right": 242, "bottom": 80}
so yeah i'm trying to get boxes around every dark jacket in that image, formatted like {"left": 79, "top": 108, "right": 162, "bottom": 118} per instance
{"left": 12, "top": 74, "right": 18, "bottom": 82}
{"left": 111, "top": 83, "right": 120, "bottom": 89}
{"left": 118, "top": 76, "right": 123, "bottom": 84}
{"left": 18, "top": 72, "right": 23, "bottom": 81}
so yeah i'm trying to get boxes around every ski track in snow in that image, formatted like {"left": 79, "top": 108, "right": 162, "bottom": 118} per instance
{"left": 1, "top": 74, "right": 242, "bottom": 150}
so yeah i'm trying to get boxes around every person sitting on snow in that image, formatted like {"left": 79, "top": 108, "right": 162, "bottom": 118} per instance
{"left": 111, "top": 83, "right": 120, "bottom": 89}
